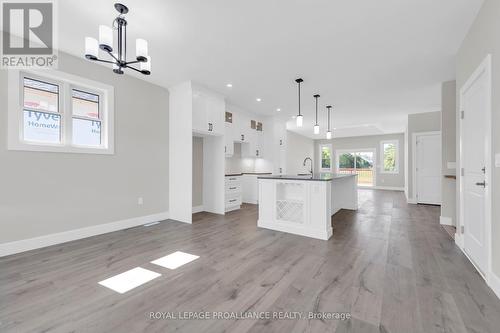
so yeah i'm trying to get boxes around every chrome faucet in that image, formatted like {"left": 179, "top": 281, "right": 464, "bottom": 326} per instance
{"left": 303, "top": 157, "right": 313, "bottom": 175}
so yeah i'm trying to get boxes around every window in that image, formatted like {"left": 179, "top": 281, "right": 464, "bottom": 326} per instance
{"left": 319, "top": 144, "right": 333, "bottom": 172}
{"left": 337, "top": 150, "right": 375, "bottom": 187}
{"left": 381, "top": 140, "right": 399, "bottom": 173}
{"left": 72, "top": 89, "right": 101, "bottom": 147}
{"left": 22, "top": 77, "right": 61, "bottom": 144}
{"left": 8, "top": 70, "right": 114, "bottom": 154}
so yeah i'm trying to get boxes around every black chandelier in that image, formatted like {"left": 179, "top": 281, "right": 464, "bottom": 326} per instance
{"left": 84, "top": 3, "right": 151, "bottom": 75}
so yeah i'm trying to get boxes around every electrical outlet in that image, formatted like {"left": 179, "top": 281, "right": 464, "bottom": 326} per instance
{"left": 138, "top": 197, "right": 144, "bottom": 205}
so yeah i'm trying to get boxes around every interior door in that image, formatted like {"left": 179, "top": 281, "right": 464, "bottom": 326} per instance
{"left": 416, "top": 134, "right": 441, "bottom": 204}
{"left": 462, "top": 66, "right": 488, "bottom": 275}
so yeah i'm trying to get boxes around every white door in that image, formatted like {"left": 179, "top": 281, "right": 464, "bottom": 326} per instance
{"left": 416, "top": 134, "right": 441, "bottom": 204}
{"left": 462, "top": 59, "right": 489, "bottom": 275}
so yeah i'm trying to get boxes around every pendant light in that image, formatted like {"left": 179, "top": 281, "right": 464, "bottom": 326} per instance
{"left": 326, "top": 105, "right": 332, "bottom": 139}
{"left": 295, "top": 78, "right": 304, "bottom": 127}
{"left": 313, "top": 94, "right": 320, "bottom": 134}
{"left": 84, "top": 3, "right": 151, "bottom": 75}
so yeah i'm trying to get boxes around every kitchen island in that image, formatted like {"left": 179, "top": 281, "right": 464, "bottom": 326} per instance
{"left": 257, "top": 174, "right": 358, "bottom": 240}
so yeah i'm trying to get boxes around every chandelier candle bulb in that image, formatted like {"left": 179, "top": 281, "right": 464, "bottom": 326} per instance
{"left": 136, "top": 39, "right": 148, "bottom": 61}
{"left": 98, "top": 25, "right": 113, "bottom": 52}
{"left": 85, "top": 37, "right": 98, "bottom": 60}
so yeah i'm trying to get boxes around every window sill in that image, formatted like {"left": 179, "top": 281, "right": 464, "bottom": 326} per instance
{"left": 8, "top": 141, "right": 114, "bottom": 155}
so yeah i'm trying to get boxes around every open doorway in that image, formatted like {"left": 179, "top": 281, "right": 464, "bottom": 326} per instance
{"left": 336, "top": 150, "right": 376, "bottom": 187}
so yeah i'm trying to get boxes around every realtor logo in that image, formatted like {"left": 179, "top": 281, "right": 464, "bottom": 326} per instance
{"left": 1, "top": 0, "right": 58, "bottom": 68}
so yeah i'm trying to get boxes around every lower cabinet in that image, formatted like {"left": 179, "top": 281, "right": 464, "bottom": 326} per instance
{"left": 242, "top": 174, "right": 259, "bottom": 204}
{"left": 225, "top": 176, "right": 242, "bottom": 212}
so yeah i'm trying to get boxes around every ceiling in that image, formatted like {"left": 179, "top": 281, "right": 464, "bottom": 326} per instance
{"left": 58, "top": 0, "right": 483, "bottom": 138}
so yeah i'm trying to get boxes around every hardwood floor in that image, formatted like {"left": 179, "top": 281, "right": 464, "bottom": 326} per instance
{"left": 1, "top": 189, "right": 499, "bottom": 332}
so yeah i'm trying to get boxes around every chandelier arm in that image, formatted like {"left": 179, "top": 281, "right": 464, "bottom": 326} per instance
{"left": 124, "top": 60, "right": 141, "bottom": 65}
{"left": 105, "top": 50, "right": 119, "bottom": 62}
{"left": 124, "top": 65, "right": 143, "bottom": 73}
{"left": 92, "top": 58, "right": 118, "bottom": 65}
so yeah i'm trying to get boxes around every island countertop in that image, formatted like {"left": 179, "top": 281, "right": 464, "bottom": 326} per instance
{"left": 257, "top": 174, "right": 356, "bottom": 181}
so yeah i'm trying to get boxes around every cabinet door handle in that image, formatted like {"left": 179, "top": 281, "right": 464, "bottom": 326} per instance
{"left": 229, "top": 187, "right": 237, "bottom": 190}
{"left": 229, "top": 199, "right": 237, "bottom": 203}
{"left": 225, "top": 146, "right": 227, "bottom": 153}
{"left": 256, "top": 150, "right": 259, "bottom": 156}
{"left": 241, "top": 134, "right": 245, "bottom": 141}
{"left": 229, "top": 178, "right": 237, "bottom": 180}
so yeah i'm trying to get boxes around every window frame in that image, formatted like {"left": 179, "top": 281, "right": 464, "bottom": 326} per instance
{"left": 380, "top": 140, "right": 399, "bottom": 174}
{"left": 8, "top": 69, "right": 114, "bottom": 154}
{"left": 70, "top": 85, "right": 104, "bottom": 148}
{"left": 319, "top": 144, "right": 333, "bottom": 172}
{"left": 20, "top": 74, "right": 64, "bottom": 146}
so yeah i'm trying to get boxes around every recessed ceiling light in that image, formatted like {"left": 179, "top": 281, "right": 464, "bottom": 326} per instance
{"left": 276, "top": 108, "right": 281, "bottom": 112}
{"left": 226, "top": 83, "right": 233, "bottom": 88}
{"left": 256, "top": 98, "right": 262, "bottom": 102}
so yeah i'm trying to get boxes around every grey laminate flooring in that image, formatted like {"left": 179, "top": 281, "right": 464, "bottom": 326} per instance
{"left": 1, "top": 189, "right": 500, "bottom": 333}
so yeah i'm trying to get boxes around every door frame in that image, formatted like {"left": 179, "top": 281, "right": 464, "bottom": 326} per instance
{"left": 335, "top": 148, "right": 377, "bottom": 187}
{"left": 457, "top": 54, "right": 492, "bottom": 283}
{"left": 412, "top": 131, "right": 442, "bottom": 204}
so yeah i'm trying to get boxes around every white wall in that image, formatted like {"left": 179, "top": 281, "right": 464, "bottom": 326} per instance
{"left": 406, "top": 111, "right": 442, "bottom": 202}
{"left": 441, "top": 81, "right": 457, "bottom": 225}
{"left": 456, "top": 0, "right": 500, "bottom": 279}
{"left": 169, "top": 81, "right": 193, "bottom": 223}
{"left": 285, "top": 130, "right": 314, "bottom": 175}
{"left": 314, "top": 133, "right": 405, "bottom": 189}
{"left": 0, "top": 52, "right": 169, "bottom": 244}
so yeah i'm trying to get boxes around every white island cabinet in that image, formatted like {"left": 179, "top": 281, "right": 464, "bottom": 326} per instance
{"left": 257, "top": 174, "right": 358, "bottom": 240}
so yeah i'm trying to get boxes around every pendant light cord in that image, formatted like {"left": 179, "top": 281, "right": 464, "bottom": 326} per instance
{"left": 298, "top": 81, "right": 301, "bottom": 116}
{"left": 327, "top": 106, "right": 331, "bottom": 131}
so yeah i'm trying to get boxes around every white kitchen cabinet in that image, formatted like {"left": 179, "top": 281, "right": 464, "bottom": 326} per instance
{"left": 225, "top": 123, "right": 234, "bottom": 156}
{"left": 232, "top": 111, "right": 251, "bottom": 143}
{"left": 192, "top": 86, "right": 224, "bottom": 136}
{"left": 242, "top": 174, "right": 259, "bottom": 204}
{"left": 225, "top": 175, "right": 242, "bottom": 212}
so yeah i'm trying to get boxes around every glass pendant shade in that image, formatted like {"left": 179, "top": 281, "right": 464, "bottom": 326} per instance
{"left": 314, "top": 124, "right": 320, "bottom": 134}
{"left": 85, "top": 37, "right": 98, "bottom": 59}
{"left": 99, "top": 25, "right": 113, "bottom": 52}
{"left": 140, "top": 56, "right": 151, "bottom": 74}
{"left": 136, "top": 38, "right": 148, "bottom": 61}
{"left": 296, "top": 114, "right": 303, "bottom": 127}
{"left": 326, "top": 131, "right": 332, "bottom": 139}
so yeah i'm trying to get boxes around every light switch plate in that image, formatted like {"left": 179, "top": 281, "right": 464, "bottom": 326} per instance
{"left": 495, "top": 153, "right": 500, "bottom": 168}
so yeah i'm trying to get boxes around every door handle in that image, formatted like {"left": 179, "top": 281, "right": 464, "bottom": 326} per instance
{"left": 475, "top": 181, "right": 486, "bottom": 187}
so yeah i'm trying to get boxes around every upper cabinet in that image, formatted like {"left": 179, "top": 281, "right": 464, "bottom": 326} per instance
{"left": 192, "top": 85, "right": 224, "bottom": 136}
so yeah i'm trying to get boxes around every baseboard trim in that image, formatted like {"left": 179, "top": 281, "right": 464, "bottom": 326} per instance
{"left": 0, "top": 211, "right": 170, "bottom": 257}
{"left": 440, "top": 216, "right": 453, "bottom": 226}
{"left": 374, "top": 186, "right": 405, "bottom": 191}
{"left": 407, "top": 197, "right": 418, "bottom": 204}
{"left": 192, "top": 205, "right": 204, "bottom": 213}
{"left": 488, "top": 272, "right": 500, "bottom": 300}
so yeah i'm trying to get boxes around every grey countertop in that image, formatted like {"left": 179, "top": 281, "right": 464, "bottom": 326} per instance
{"left": 257, "top": 174, "right": 356, "bottom": 181}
